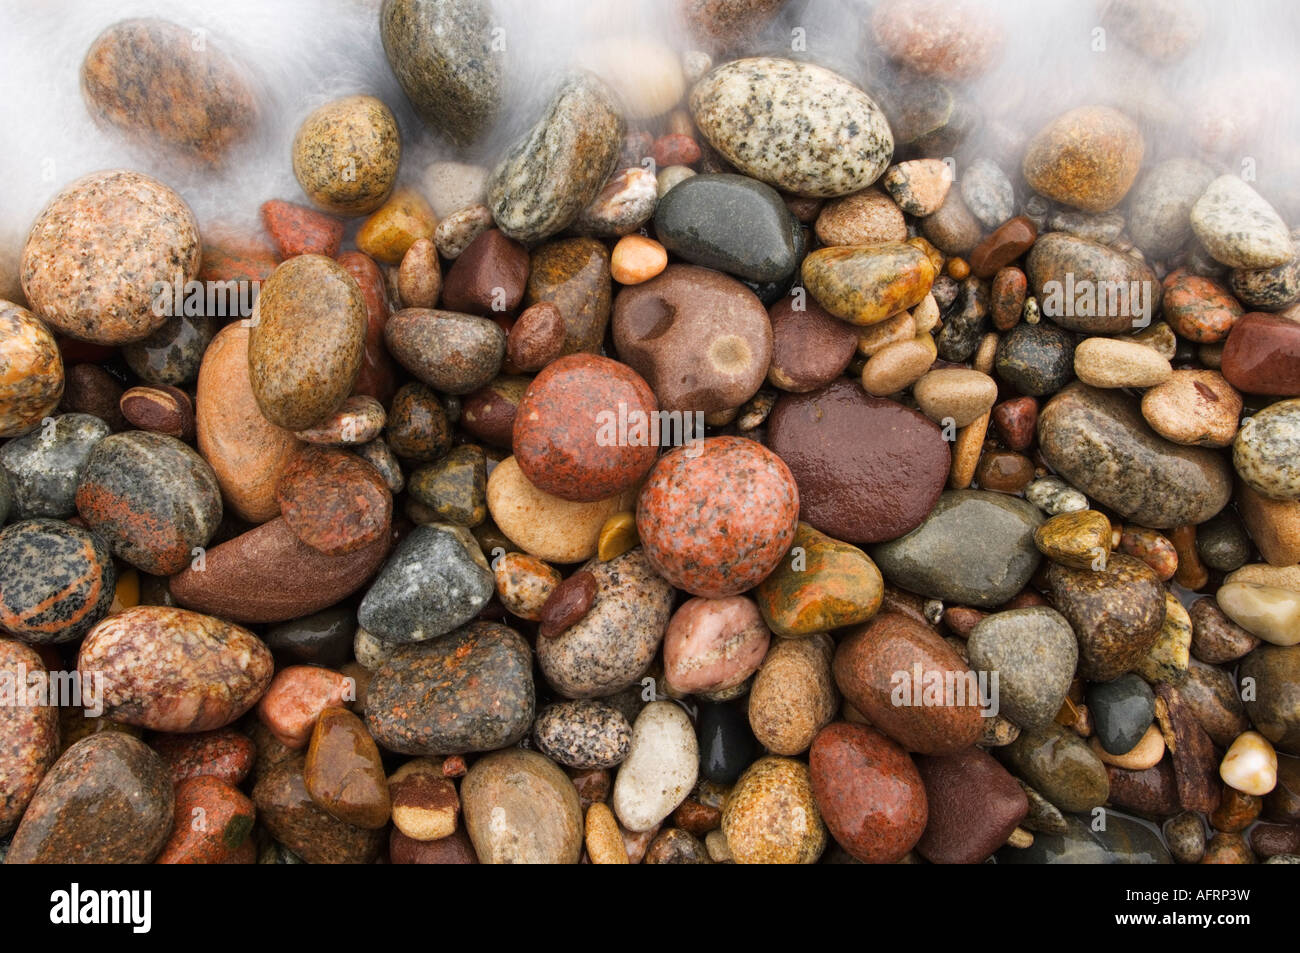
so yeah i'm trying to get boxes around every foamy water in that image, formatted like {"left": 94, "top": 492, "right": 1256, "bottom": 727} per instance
{"left": 2, "top": 0, "right": 1298, "bottom": 302}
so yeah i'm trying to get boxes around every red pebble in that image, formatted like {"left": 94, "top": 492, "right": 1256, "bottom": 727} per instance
{"left": 652, "top": 133, "right": 702, "bottom": 168}
{"left": 261, "top": 199, "right": 345, "bottom": 258}
{"left": 991, "top": 395, "right": 1038, "bottom": 451}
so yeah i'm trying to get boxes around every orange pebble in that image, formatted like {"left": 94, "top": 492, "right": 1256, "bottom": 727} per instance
{"left": 611, "top": 235, "right": 668, "bottom": 285}
{"left": 946, "top": 257, "right": 970, "bottom": 279}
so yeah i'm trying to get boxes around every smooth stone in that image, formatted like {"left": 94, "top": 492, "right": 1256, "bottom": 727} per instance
{"left": 1033, "top": 508, "right": 1111, "bottom": 569}
{"left": 75, "top": 431, "right": 221, "bottom": 575}
{"left": 261, "top": 199, "right": 343, "bottom": 258}
{"left": 1046, "top": 208, "right": 1126, "bottom": 245}
{"left": 749, "top": 634, "right": 838, "bottom": 756}
{"left": 613, "top": 702, "right": 699, "bottom": 833}
{"left": 995, "top": 320, "right": 1076, "bottom": 397}
{"left": 1234, "top": 398, "right": 1300, "bottom": 500}
{"left": 913, "top": 368, "right": 998, "bottom": 427}
{"left": 1236, "top": 482, "right": 1300, "bottom": 567}
{"left": 533, "top": 700, "right": 631, "bottom": 770}
{"left": 440, "top": 228, "right": 528, "bottom": 316}
{"left": 253, "top": 755, "right": 384, "bottom": 863}
{"left": 636, "top": 437, "right": 798, "bottom": 598}
{"left": 81, "top": 18, "right": 255, "bottom": 163}
{"left": 1216, "top": 582, "right": 1300, "bottom": 646}
{"left": 487, "top": 73, "right": 624, "bottom": 243}
{"left": 196, "top": 323, "right": 302, "bottom": 523}
{"left": 922, "top": 188, "right": 982, "bottom": 255}
{"left": 722, "top": 756, "right": 826, "bottom": 864}
{"left": 802, "top": 242, "right": 935, "bottom": 326}
{"left": 380, "top": 0, "right": 499, "bottom": 144}
{"left": 0, "top": 642, "right": 58, "bottom": 836}
{"left": 1038, "top": 383, "right": 1233, "bottom": 528}
{"left": 1127, "top": 157, "right": 1217, "bottom": 259}
{"left": 358, "top": 523, "right": 492, "bottom": 643}
{"left": 961, "top": 157, "right": 1015, "bottom": 229}
{"left": 169, "top": 516, "right": 390, "bottom": 623}
{"left": 123, "top": 313, "right": 217, "bottom": 389}
{"left": 486, "top": 455, "right": 631, "bottom": 563}
{"left": 1136, "top": 592, "right": 1193, "bottom": 683}
{"left": 277, "top": 447, "right": 391, "bottom": 556}
{"left": 1181, "top": 656, "right": 1251, "bottom": 748}
{"left": 265, "top": 607, "right": 354, "bottom": 668}
{"left": 881, "top": 158, "right": 952, "bottom": 216}
{"left": 291, "top": 96, "right": 400, "bottom": 216}
{"left": 1162, "top": 271, "right": 1242, "bottom": 343}
{"left": 155, "top": 775, "right": 255, "bottom": 864}
{"left": 365, "top": 621, "right": 533, "bottom": 755}
{"left": 1088, "top": 674, "right": 1157, "bottom": 756}
{"left": 1026, "top": 233, "right": 1161, "bottom": 333}
{"left": 655, "top": 173, "right": 800, "bottom": 282}
{"left": 385, "top": 382, "right": 450, "bottom": 462}
{"left": 767, "top": 379, "right": 949, "bottom": 544}
{"left": 810, "top": 722, "right": 927, "bottom": 864}
{"left": 662, "top": 595, "right": 769, "bottom": 695}
{"left": 1221, "top": 311, "right": 1300, "bottom": 396}
{"left": 257, "top": 666, "right": 354, "bottom": 749}
{"left": 1140, "top": 370, "right": 1241, "bottom": 448}
{"left": 20, "top": 170, "right": 199, "bottom": 345}
{"left": 0, "top": 413, "right": 108, "bottom": 519}
{"left": 754, "top": 522, "right": 883, "bottom": 638}
{"left": 697, "top": 700, "right": 759, "bottom": 786}
{"left": 1048, "top": 553, "right": 1166, "bottom": 681}
{"left": 1231, "top": 248, "right": 1300, "bottom": 310}
{"left": 0, "top": 519, "right": 113, "bottom": 644}
{"left": 1074, "top": 337, "right": 1172, "bottom": 389}
{"left": 461, "top": 749, "right": 583, "bottom": 863}
{"left": 1191, "top": 175, "right": 1295, "bottom": 269}
{"left": 383, "top": 309, "right": 505, "bottom": 397}
{"left": 1238, "top": 644, "right": 1300, "bottom": 755}
{"left": 833, "top": 612, "right": 983, "bottom": 755}
{"left": 506, "top": 301, "right": 565, "bottom": 371}
{"left": 1190, "top": 597, "right": 1261, "bottom": 664}
{"left": 524, "top": 237, "right": 612, "bottom": 356}
{"left": 969, "top": 215, "right": 1037, "bottom": 279}
{"left": 408, "top": 445, "right": 486, "bottom": 526}
{"left": 690, "top": 57, "right": 892, "bottom": 197}
{"left": 513, "top": 354, "right": 658, "bottom": 502}
{"left": 998, "top": 722, "right": 1110, "bottom": 813}
{"left": 613, "top": 264, "right": 772, "bottom": 414}
{"left": 998, "top": 813, "right": 1170, "bottom": 864}
{"left": 303, "top": 706, "right": 390, "bottom": 829}
{"left": 0, "top": 302, "right": 63, "bottom": 438}
{"left": 870, "top": 490, "right": 1043, "bottom": 609}
{"left": 536, "top": 548, "right": 673, "bottom": 698}
{"left": 78, "top": 605, "right": 272, "bottom": 731}
{"left": 766, "top": 294, "right": 858, "bottom": 393}
{"left": 248, "top": 255, "right": 366, "bottom": 431}
{"left": 6, "top": 733, "right": 173, "bottom": 863}
{"left": 967, "top": 607, "right": 1077, "bottom": 729}
{"left": 915, "top": 746, "right": 1029, "bottom": 865}
{"left": 1022, "top": 105, "right": 1144, "bottom": 212}
{"left": 814, "top": 188, "right": 906, "bottom": 246}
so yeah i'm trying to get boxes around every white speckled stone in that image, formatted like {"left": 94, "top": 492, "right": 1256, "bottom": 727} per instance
{"left": 689, "top": 57, "right": 894, "bottom": 198}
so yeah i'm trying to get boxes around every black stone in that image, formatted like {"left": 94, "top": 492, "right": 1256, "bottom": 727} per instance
{"left": 265, "top": 607, "right": 355, "bottom": 668}
{"left": 995, "top": 320, "right": 1076, "bottom": 396}
{"left": 696, "top": 700, "right": 759, "bottom": 785}
{"left": 1087, "top": 673, "right": 1156, "bottom": 756}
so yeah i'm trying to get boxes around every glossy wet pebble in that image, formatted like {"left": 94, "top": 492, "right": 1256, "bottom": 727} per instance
{"left": 533, "top": 700, "right": 632, "bottom": 770}
{"left": 722, "top": 756, "right": 826, "bottom": 864}
{"left": 967, "top": 608, "right": 1076, "bottom": 729}
{"left": 462, "top": 749, "right": 583, "bottom": 864}
{"left": 0, "top": 519, "right": 114, "bottom": 644}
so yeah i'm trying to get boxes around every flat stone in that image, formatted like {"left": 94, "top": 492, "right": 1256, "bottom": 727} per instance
{"left": 461, "top": 749, "right": 583, "bottom": 863}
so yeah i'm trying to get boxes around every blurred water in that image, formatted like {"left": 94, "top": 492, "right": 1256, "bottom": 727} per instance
{"left": 1, "top": 0, "right": 1298, "bottom": 301}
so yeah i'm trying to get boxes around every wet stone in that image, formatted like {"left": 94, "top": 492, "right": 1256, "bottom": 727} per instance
{"left": 0, "top": 413, "right": 109, "bottom": 519}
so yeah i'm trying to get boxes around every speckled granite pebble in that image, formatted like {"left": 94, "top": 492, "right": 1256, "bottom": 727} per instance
{"left": 1234, "top": 398, "right": 1300, "bottom": 501}
{"left": 722, "top": 755, "right": 826, "bottom": 864}
{"left": 292, "top": 96, "right": 400, "bottom": 216}
{"left": 277, "top": 446, "right": 391, "bottom": 556}
{"left": 690, "top": 58, "right": 893, "bottom": 198}
{"left": 20, "top": 170, "right": 201, "bottom": 345}
{"left": 366, "top": 622, "right": 534, "bottom": 755}
{"left": 0, "top": 640, "right": 59, "bottom": 836}
{"left": 534, "top": 700, "right": 632, "bottom": 769}
{"left": 0, "top": 301, "right": 63, "bottom": 438}
{"left": 0, "top": 413, "right": 108, "bottom": 519}
{"left": 0, "top": 519, "right": 114, "bottom": 644}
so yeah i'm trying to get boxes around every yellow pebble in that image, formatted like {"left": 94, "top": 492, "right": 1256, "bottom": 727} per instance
{"left": 110, "top": 566, "right": 139, "bottom": 614}
{"left": 597, "top": 511, "right": 640, "bottom": 562}
{"left": 946, "top": 257, "right": 970, "bottom": 280}
{"left": 356, "top": 188, "right": 438, "bottom": 265}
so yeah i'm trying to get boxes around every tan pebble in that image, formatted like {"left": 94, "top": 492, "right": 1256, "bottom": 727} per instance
{"left": 1140, "top": 369, "right": 1241, "bottom": 448}
{"left": 722, "top": 756, "right": 826, "bottom": 865}
{"left": 881, "top": 159, "right": 953, "bottom": 217}
{"left": 422, "top": 161, "right": 488, "bottom": 219}
{"left": 1074, "top": 337, "right": 1172, "bottom": 388}
{"left": 389, "top": 759, "right": 459, "bottom": 841}
{"left": 949, "top": 410, "right": 989, "bottom": 489}
{"left": 597, "top": 511, "right": 640, "bottom": 562}
{"left": 973, "top": 332, "right": 999, "bottom": 374}
{"left": 814, "top": 188, "right": 907, "bottom": 246}
{"left": 946, "top": 257, "right": 970, "bottom": 280}
{"left": 1224, "top": 563, "right": 1300, "bottom": 590}
{"left": 1215, "top": 581, "right": 1300, "bottom": 646}
{"left": 398, "top": 238, "right": 442, "bottom": 308}
{"left": 611, "top": 235, "right": 668, "bottom": 285}
{"left": 704, "top": 828, "right": 733, "bottom": 863}
{"left": 911, "top": 293, "right": 941, "bottom": 335}
{"left": 1130, "top": 321, "right": 1178, "bottom": 360}
{"left": 487, "top": 456, "right": 633, "bottom": 563}
{"left": 585, "top": 802, "right": 630, "bottom": 864}
{"left": 493, "top": 551, "right": 561, "bottom": 621}
{"left": 1090, "top": 723, "right": 1165, "bottom": 770}
{"left": 856, "top": 311, "right": 915, "bottom": 358}
{"left": 1219, "top": 730, "right": 1277, "bottom": 796}
{"left": 748, "top": 634, "right": 837, "bottom": 756}
{"left": 657, "top": 165, "right": 696, "bottom": 198}
{"left": 912, "top": 368, "right": 998, "bottom": 428}
{"left": 861, "top": 334, "right": 936, "bottom": 396}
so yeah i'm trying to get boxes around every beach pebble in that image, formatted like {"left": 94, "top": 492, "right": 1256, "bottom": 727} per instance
{"left": 748, "top": 634, "right": 838, "bottom": 756}
{"left": 487, "top": 455, "right": 631, "bottom": 563}
{"left": 304, "top": 706, "right": 390, "bottom": 829}
{"left": 912, "top": 368, "right": 998, "bottom": 427}
{"left": 662, "top": 596, "right": 770, "bottom": 695}
{"left": 968, "top": 608, "right": 1077, "bottom": 729}
{"left": 1191, "top": 175, "right": 1295, "bottom": 269}
{"left": 613, "top": 702, "right": 699, "bottom": 832}
{"left": 1048, "top": 553, "right": 1166, "bottom": 681}
{"left": 0, "top": 413, "right": 107, "bottom": 519}
{"left": 998, "top": 722, "right": 1110, "bottom": 813}
{"left": 292, "top": 96, "right": 400, "bottom": 216}
{"left": 1220, "top": 731, "right": 1278, "bottom": 797}
{"left": 533, "top": 700, "right": 632, "bottom": 770}
{"left": 914, "top": 746, "right": 1029, "bottom": 864}
{"left": 802, "top": 243, "right": 935, "bottom": 326}
{"left": 1140, "top": 370, "right": 1241, "bottom": 447}
{"left": 462, "top": 749, "right": 582, "bottom": 864}
{"left": 722, "top": 756, "right": 826, "bottom": 864}
{"left": 253, "top": 755, "right": 383, "bottom": 863}
{"left": 1234, "top": 398, "right": 1300, "bottom": 500}
{"left": 1022, "top": 106, "right": 1144, "bottom": 212}
{"left": 1127, "top": 157, "right": 1216, "bottom": 259}
{"left": 0, "top": 641, "right": 58, "bottom": 836}
{"left": 881, "top": 158, "right": 952, "bottom": 216}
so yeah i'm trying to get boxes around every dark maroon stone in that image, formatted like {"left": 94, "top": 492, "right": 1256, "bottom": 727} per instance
{"left": 914, "top": 746, "right": 1028, "bottom": 864}
{"left": 1106, "top": 760, "right": 1181, "bottom": 817}
{"left": 766, "top": 379, "right": 950, "bottom": 544}
{"left": 1220, "top": 311, "right": 1300, "bottom": 396}
{"left": 441, "top": 229, "right": 529, "bottom": 316}
{"left": 766, "top": 295, "right": 858, "bottom": 393}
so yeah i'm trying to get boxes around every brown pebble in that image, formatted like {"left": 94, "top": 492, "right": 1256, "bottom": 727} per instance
{"left": 975, "top": 450, "right": 1035, "bottom": 493}
{"left": 507, "top": 302, "right": 566, "bottom": 372}
{"left": 397, "top": 237, "right": 441, "bottom": 309}
{"left": 943, "top": 606, "right": 987, "bottom": 637}
{"left": 119, "top": 384, "right": 194, "bottom": 441}
{"left": 991, "top": 267, "right": 1027, "bottom": 331}
{"left": 539, "top": 570, "right": 597, "bottom": 638}
{"left": 991, "top": 396, "right": 1037, "bottom": 451}
{"left": 61, "top": 363, "right": 125, "bottom": 430}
